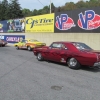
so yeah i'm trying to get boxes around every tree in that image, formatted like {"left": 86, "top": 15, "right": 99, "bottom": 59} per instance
{"left": 76, "top": 1, "right": 86, "bottom": 9}
{"left": 57, "top": 6, "right": 61, "bottom": 12}
{"left": 41, "top": 6, "right": 49, "bottom": 14}
{"left": 51, "top": 3, "right": 55, "bottom": 12}
{"left": 32, "top": 9, "right": 38, "bottom": 16}
{"left": 0, "top": 1, "right": 3, "bottom": 20}
{"left": 64, "top": 2, "right": 77, "bottom": 10}
{"left": 0, "top": 0, "right": 9, "bottom": 20}
{"left": 22, "top": 8, "right": 32, "bottom": 17}
{"left": 48, "top": 3, "right": 55, "bottom": 13}
{"left": 8, "top": 0, "right": 23, "bottom": 19}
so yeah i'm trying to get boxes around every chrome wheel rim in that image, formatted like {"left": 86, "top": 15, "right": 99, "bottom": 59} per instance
{"left": 69, "top": 58, "right": 77, "bottom": 66}
{"left": 16, "top": 46, "right": 18, "bottom": 49}
{"left": 28, "top": 47, "right": 31, "bottom": 50}
{"left": 38, "top": 53, "right": 42, "bottom": 60}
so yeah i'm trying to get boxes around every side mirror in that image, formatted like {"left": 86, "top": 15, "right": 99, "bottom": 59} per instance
{"left": 65, "top": 48, "right": 68, "bottom": 50}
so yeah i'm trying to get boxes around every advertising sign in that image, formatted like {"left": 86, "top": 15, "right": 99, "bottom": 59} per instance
{"left": 0, "top": 35, "right": 25, "bottom": 43}
{"left": 7, "top": 18, "right": 25, "bottom": 33}
{"left": 0, "top": 20, "right": 8, "bottom": 33}
{"left": 0, "top": 18, "right": 25, "bottom": 33}
{"left": 54, "top": 7, "right": 100, "bottom": 33}
{"left": 25, "top": 13, "right": 54, "bottom": 33}
{"left": 55, "top": 14, "right": 76, "bottom": 30}
{"left": 78, "top": 10, "right": 100, "bottom": 30}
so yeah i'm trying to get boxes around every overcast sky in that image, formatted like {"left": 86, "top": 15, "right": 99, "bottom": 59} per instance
{"left": 18, "top": 0, "right": 82, "bottom": 10}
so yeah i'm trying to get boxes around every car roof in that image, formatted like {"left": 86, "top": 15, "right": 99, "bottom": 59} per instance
{"left": 52, "top": 41, "right": 83, "bottom": 44}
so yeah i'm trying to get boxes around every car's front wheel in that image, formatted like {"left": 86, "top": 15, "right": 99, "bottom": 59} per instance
{"left": 67, "top": 58, "right": 81, "bottom": 69}
{"left": 16, "top": 45, "right": 19, "bottom": 50}
{"left": 37, "top": 53, "right": 43, "bottom": 61}
{"left": 27, "top": 46, "right": 32, "bottom": 51}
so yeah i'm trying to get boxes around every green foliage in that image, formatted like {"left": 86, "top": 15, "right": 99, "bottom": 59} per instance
{"left": 22, "top": 8, "right": 32, "bottom": 17}
{"left": 8, "top": 0, "right": 23, "bottom": 19}
{"left": 0, "top": 0, "right": 9, "bottom": 20}
{"left": 0, "top": 0, "right": 23, "bottom": 20}
{"left": 0, "top": 0, "right": 100, "bottom": 20}
{"left": 22, "top": 0, "right": 100, "bottom": 16}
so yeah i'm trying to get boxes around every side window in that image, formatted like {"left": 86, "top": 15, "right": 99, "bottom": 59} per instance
{"left": 57, "top": 43, "right": 62, "bottom": 48}
{"left": 61, "top": 44, "right": 68, "bottom": 50}
{"left": 51, "top": 43, "right": 62, "bottom": 49}
{"left": 51, "top": 43, "right": 59, "bottom": 48}
{"left": 21, "top": 40, "right": 26, "bottom": 43}
{"left": 21, "top": 40, "right": 24, "bottom": 43}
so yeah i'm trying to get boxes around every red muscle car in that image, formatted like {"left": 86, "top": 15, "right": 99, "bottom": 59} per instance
{"left": 33, "top": 41, "right": 100, "bottom": 69}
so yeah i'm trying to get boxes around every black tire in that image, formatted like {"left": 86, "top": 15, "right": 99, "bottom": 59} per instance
{"left": 27, "top": 46, "right": 32, "bottom": 51}
{"left": 37, "top": 53, "right": 43, "bottom": 61}
{"left": 16, "top": 45, "right": 19, "bottom": 50}
{"left": 2, "top": 45, "right": 5, "bottom": 47}
{"left": 67, "top": 58, "right": 81, "bottom": 69}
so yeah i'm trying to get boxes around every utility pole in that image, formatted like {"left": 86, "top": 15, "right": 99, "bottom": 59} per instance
{"left": 50, "top": 0, "right": 51, "bottom": 13}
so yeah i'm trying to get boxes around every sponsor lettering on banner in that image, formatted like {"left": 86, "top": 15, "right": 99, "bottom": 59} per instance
{"left": 25, "top": 13, "right": 54, "bottom": 32}
{"left": 0, "top": 35, "right": 25, "bottom": 43}
{"left": 6, "top": 37, "right": 21, "bottom": 42}
{"left": 78, "top": 10, "right": 100, "bottom": 30}
{"left": 55, "top": 14, "right": 76, "bottom": 30}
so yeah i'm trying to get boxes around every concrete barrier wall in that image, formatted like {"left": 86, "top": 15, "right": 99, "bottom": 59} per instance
{"left": 25, "top": 33, "right": 100, "bottom": 50}
{"left": 1, "top": 33, "right": 100, "bottom": 50}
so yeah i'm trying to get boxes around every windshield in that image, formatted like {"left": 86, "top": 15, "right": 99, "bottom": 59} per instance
{"left": 72, "top": 42, "right": 93, "bottom": 50}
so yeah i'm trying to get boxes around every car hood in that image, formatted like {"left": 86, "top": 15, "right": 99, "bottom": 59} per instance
{"left": 29, "top": 42, "right": 46, "bottom": 45}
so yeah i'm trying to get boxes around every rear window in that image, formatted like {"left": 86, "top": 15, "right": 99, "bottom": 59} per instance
{"left": 72, "top": 42, "right": 93, "bottom": 50}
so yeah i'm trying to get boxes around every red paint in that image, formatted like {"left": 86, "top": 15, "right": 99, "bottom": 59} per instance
{"left": 33, "top": 42, "right": 100, "bottom": 67}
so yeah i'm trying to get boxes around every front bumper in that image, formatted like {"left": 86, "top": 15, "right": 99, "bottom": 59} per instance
{"left": 93, "top": 62, "right": 100, "bottom": 68}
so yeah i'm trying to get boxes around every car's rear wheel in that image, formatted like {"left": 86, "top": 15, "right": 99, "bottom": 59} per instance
{"left": 67, "top": 58, "right": 81, "bottom": 69}
{"left": 37, "top": 53, "right": 43, "bottom": 61}
{"left": 16, "top": 45, "right": 19, "bottom": 50}
{"left": 27, "top": 46, "right": 32, "bottom": 51}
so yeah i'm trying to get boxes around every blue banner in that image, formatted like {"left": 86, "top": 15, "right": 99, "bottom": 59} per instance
{"left": 0, "top": 35, "right": 25, "bottom": 43}
{"left": 0, "top": 18, "right": 25, "bottom": 33}
{"left": 0, "top": 20, "right": 8, "bottom": 32}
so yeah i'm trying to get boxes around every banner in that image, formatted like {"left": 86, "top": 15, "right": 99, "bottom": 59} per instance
{"left": 25, "top": 13, "right": 54, "bottom": 33}
{"left": 0, "top": 35, "right": 25, "bottom": 43}
{"left": 54, "top": 7, "right": 100, "bottom": 33}
{"left": 0, "top": 18, "right": 25, "bottom": 33}
{"left": 0, "top": 20, "right": 8, "bottom": 32}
